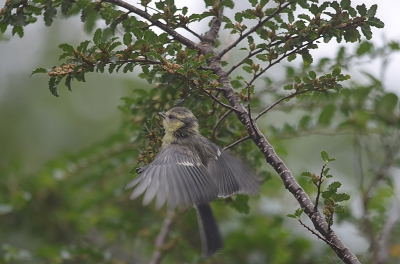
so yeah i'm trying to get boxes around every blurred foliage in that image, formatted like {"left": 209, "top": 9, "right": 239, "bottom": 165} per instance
{"left": 0, "top": 0, "right": 399, "bottom": 264}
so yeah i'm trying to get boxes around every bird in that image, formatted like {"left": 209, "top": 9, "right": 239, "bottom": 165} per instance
{"left": 126, "top": 107, "right": 261, "bottom": 257}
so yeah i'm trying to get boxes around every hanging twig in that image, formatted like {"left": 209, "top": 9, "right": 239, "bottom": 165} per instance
{"left": 149, "top": 211, "right": 176, "bottom": 264}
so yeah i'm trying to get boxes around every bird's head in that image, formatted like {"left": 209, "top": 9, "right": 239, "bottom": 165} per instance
{"left": 159, "top": 107, "right": 199, "bottom": 137}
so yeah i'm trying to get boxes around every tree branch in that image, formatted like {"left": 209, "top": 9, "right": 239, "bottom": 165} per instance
{"left": 104, "top": 0, "right": 199, "bottom": 50}
{"left": 149, "top": 211, "right": 175, "bottom": 264}
{"left": 223, "top": 136, "right": 250, "bottom": 150}
{"left": 212, "top": 109, "right": 232, "bottom": 138}
{"left": 298, "top": 219, "right": 340, "bottom": 250}
{"left": 200, "top": 15, "right": 361, "bottom": 264}
{"left": 201, "top": 0, "right": 224, "bottom": 45}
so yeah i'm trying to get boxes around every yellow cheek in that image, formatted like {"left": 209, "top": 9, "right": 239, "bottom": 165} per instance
{"left": 163, "top": 119, "right": 184, "bottom": 132}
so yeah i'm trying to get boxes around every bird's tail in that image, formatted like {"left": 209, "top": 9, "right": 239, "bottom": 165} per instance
{"left": 196, "top": 203, "right": 223, "bottom": 257}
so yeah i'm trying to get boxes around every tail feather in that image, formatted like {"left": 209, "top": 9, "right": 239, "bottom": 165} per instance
{"left": 196, "top": 203, "right": 223, "bottom": 257}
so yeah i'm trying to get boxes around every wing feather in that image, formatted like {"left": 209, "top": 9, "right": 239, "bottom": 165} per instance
{"left": 206, "top": 142, "right": 262, "bottom": 197}
{"left": 127, "top": 144, "right": 218, "bottom": 210}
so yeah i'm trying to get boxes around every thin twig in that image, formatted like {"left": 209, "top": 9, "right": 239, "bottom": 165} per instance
{"left": 199, "top": 87, "right": 239, "bottom": 113}
{"left": 212, "top": 109, "right": 232, "bottom": 138}
{"left": 298, "top": 219, "right": 340, "bottom": 250}
{"left": 315, "top": 163, "right": 327, "bottom": 210}
{"left": 226, "top": 49, "right": 264, "bottom": 76}
{"left": 217, "top": 2, "right": 293, "bottom": 58}
{"left": 181, "top": 25, "right": 202, "bottom": 40}
{"left": 149, "top": 211, "right": 176, "bottom": 264}
{"left": 244, "top": 42, "right": 312, "bottom": 94}
{"left": 223, "top": 136, "right": 250, "bottom": 150}
{"left": 255, "top": 89, "right": 317, "bottom": 121}
{"left": 246, "top": 82, "right": 258, "bottom": 139}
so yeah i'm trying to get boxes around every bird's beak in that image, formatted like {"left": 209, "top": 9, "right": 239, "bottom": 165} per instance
{"left": 158, "top": 111, "right": 166, "bottom": 118}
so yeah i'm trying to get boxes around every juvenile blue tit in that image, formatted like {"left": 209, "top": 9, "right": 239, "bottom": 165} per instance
{"left": 127, "top": 107, "right": 261, "bottom": 256}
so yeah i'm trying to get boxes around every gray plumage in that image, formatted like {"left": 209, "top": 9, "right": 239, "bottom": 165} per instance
{"left": 126, "top": 107, "right": 261, "bottom": 256}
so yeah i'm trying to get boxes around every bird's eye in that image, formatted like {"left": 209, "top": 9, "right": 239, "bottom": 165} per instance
{"left": 168, "top": 114, "right": 175, "bottom": 119}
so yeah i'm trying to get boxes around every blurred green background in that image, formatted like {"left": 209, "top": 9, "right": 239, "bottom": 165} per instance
{"left": 1, "top": 0, "right": 400, "bottom": 263}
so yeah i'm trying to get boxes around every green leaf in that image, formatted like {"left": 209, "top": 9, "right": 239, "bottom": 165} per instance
{"left": 308, "top": 71, "right": 316, "bottom": 79}
{"left": 301, "top": 171, "right": 312, "bottom": 177}
{"left": 260, "top": 0, "right": 269, "bottom": 8}
{"left": 249, "top": 0, "right": 257, "bottom": 7}
{"left": 356, "top": 4, "right": 367, "bottom": 16}
{"left": 242, "top": 65, "right": 253, "bottom": 74}
{"left": 318, "top": 104, "right": 335, "bottom": 126}
{"left": 287, "top": 214, "right": 296, "bottom": 219}
{"left": 123, "top": 33, "right": 132, "bottom": 46}
{"left": 327, "top": 181, "right": 341, "bottom": 191}
{"left": 340, "top": 0, "right": 350, "bottom": 9}
{"left": 288, "top": 53, "right": 296, "bottom": 62}
{"left": 323, "top": 167, "right": 330, "bottom": 176}
{"left": 356, "top": 41, "right": 373, "bottom": 55}
{"left": 367, "top": 4, "right": 377, "bottom": 18}
{"left": 367, "top": 17, "right": 384, "bottom": 28}
{"left": 333, "top": 193, "right": 350, "bottom": 202}
{"left": 377, "top": 93, "right": 398, "bottom": 114}
{"left": 320, "top": 151, "right": 329, "bottom": 163}
{"left": 301, "top": 52, "right": 313, "bottom": 66}
{"left": 332, "top": 67, "right": 341, "bottom": 76}
{"left": 12, "top": 26, "right": 24, "bottom": 38}
{"left": 229, "top": 195, "right": 250, "bottom": 214}
{"left": 283, "top": 84, "right": 293, "bottom": 90}
{"left": 299, "top": 115, "right": 310, "bottom": 129}
{"left": 234, "top": 12, "right": 243, "bottom": 23}
{"left": 93, "top": 28, "right": 102, "bottom": 44}
{"left": 294, "top": 208, "right": 304, "bottom": 217}
{"left": 362, "top": 25, "right": 373, "bottom": 39}
{"left": 310, "top": 4, "right": 319, "bottom": 15}
{"left": 77, "top": 40, "right": 91, "bottom": 52}
{"left": 44, "top": 0, "right": 57, "bottom": 26}
{"left": 297, "top": 0, "right": 308, "bottom": 9}
{"left": 30, "top": 68, "right": 47, "bottom": 77}
{"left": 65, "top": 75, "right": 72, "bottom": 91}
{"left": 343, "top": 28, "right": 361, "bottom": 43}
{"left": 59, "top": 43, "right": 75, "bottom": 53}
{"left": 48, "top": 77, "right": 59, "bottom": 97}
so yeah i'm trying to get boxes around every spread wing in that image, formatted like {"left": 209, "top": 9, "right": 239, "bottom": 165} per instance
{"left": 126, "top": 144, "right": 218, "bottom": 211}
{"left": 205, "top": 140, "right": 262, "bottom": 197}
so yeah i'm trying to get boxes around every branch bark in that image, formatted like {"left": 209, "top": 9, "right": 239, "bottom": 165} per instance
{"left": 149, "top": 211, "right": 175, "bottom": 264}
{"left": 198, "top": 3, "right": 360, "bottom": 264}
{"left": 105, "top": 1, "right": 361, "bottom": 263}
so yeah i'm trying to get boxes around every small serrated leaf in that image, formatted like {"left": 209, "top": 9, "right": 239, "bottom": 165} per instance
{"left": 301, "top": 52, "right": 313, "bottom": 66}
{"left": 48, "top": 77, "right": 59, "bottom": 97}
{"left": 321, "top": 151, "right": 329, "bottom": 162}
{"left": 65, "top": 75, "right": 72, "bottom": 91}
{"left": 30, "top": 68, "right": 47, "bottom": 77}
{"left": 367, "top": 4, "right": 377, "bottom": 18}
{"left": 93, "top": 28, "right": 102, "bottom": 44}
{"left": 12, "top": 26, "right": 24, "bottom": 38}
{"left": 356, "top": 4, "right": 367, "bottom": 16}
{"left": 59, "top": 43, "right": 75, "bottom": 53}
{"left": 294, "top": 208, "right": 305, "bottom": 217}
{"left": 340, "top": 0, "right": 350, "bottom": 9}
{"left": 301, "top": 171, "right": 312, "bottom": 177}
{"left": 367, "top": 17, "right": 384, "bottom": 28}
{"left": 123, "top": 33, "right": 132, "bottom": 46}
{"left": 288, "top": 53, "right": 296, "bottom": 62}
